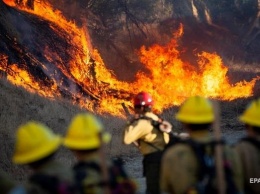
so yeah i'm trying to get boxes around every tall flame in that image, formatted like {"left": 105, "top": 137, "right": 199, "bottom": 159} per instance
{"left": 2, "top": 0, "right": 259, "bottom": 117}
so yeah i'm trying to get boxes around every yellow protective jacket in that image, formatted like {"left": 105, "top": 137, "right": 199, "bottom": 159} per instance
{"left": 123, "top": 112, "right": 170, "bottom": 155}
{"left": 235, "top": 136, "right": 260, "bottom": 194}
{"left": 160, "top": 130, "right": 243, "bottom": 194}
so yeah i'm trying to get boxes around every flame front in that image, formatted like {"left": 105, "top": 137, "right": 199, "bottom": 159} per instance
{"left": 1, "top": 0, "right": 259, "bottom": 117}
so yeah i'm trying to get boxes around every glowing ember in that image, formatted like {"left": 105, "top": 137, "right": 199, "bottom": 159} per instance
{"left": 1, "top": 0, "right": 259, "bottom": 117}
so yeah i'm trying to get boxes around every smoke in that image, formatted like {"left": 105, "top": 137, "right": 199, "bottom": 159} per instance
{"left": 6, "top": 9, "right": 36, "bottom": 49}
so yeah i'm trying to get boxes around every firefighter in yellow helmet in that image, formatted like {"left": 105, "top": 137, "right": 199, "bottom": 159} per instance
{"left": 63, "top": 113, "right": 137, "bottom": 194}
{"left": 123, "top": 92, "right": 172, "bottom": 194}
{"left": 234, "top": 98, "right": 260, "bottom": 193}
{"left": 160, "top": 96, "right": 243, "bottom": 194}
{"left": 11, "top": 121, "right": 75, "bottom": 194}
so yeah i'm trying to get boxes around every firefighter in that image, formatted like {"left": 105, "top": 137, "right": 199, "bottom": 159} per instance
{"left": 11, "top": 121, "right": 75, "bottom": 194}
{"left": 235, "top": 98, "right": 260, "bottom": 193}
{"left": 123, "top": 92, "right": 172, "bottom": 194}
{"left": 160, "top": 96, "right": 243, "bottom": 194}
{"left": 63, "top": 113, "right": 137, "bottom": 194}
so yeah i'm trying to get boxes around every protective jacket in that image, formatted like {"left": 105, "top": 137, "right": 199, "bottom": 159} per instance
{"left": 73, "top": 152, "right": 108, "bottom": 194}
{"left": 235, "top": 136, "right": 260, "bottom": 194}
{"left": 123, "top": 112, "right": 170, "bottom": 154}
{"left": 123, "top": 111, "right": 170, "bottom": 194}
{"left": 160, "top": 130, "right": 243, "bottom": 194}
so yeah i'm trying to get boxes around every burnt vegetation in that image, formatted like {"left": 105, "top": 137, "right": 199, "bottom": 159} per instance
{"left": 2, "top": 0, "right": 260, "bottom": 78}
{"left": 56, "top": 0, "right": 260, "bottom": 71}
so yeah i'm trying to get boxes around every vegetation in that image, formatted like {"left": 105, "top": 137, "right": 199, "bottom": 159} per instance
{"left": 44, "top": 0, "right": 260, "bottom": 78}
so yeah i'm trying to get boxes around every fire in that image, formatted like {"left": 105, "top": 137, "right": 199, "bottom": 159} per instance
{"left": 0, "top": 62, "right": 59, "bottom": 97}
{"left": 2, "top": 0, "right": 259, "bottom": 117}
{"left": 134, "top": 36, "right": 259, "bottom": 109}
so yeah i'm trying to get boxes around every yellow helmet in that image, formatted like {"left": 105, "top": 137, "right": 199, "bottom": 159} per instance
{"left": 176, "top": 96, "right": 214, "bottom": 124}
{"left": 63, "top": 113, "right": 111, "bottom": 150}
{"left": 239, "top": 98, "right": 260, "bottom": 127}
{"left": 13, "top": 121, "right": 61, "bottom": 164}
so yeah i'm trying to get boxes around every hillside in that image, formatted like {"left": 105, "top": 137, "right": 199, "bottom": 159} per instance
{"left": 0, "top": 79, "right": 80, "bottom": 181}
{"left": 43, "top": 0, "right": 260, "bottom": 67}
{"left": 0, "top": 79, "right": 137, "bottom": 182}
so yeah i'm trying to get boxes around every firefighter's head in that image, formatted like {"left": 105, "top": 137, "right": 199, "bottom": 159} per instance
{"left": 239, "top": 98, "right": 260, "bottom": 136}
{"left": 63, "top": 113, "right": 111, "bottom": 160}
{"left": 63, "top": 113, "right": 111, "bottom": 151}
{"left": 133, "top": 92, "right": 153, "bottom": 114}
{"left": 12, "top": 121, "right": 62, "bottom": 166}
{"left": 175, "top": 96, "right": 214, "bottom": 131}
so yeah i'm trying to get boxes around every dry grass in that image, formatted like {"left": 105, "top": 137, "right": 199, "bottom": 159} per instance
{"left": 0, "top": 79, "right": 81, "bottom": 181}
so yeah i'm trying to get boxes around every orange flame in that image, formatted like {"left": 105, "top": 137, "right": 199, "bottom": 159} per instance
{"left": 134, "top": 38, "right": 258, "bottom": 110}
{"left": 2, "top": 0, "right": 259, "bottom": 117}
{"left": 0, "top": 60, "right": 59, "bottom": 97}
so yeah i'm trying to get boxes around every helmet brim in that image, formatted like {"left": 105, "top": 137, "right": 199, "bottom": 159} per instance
{"left": 63, "top": 132, "right": 111, "bottom": 150}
